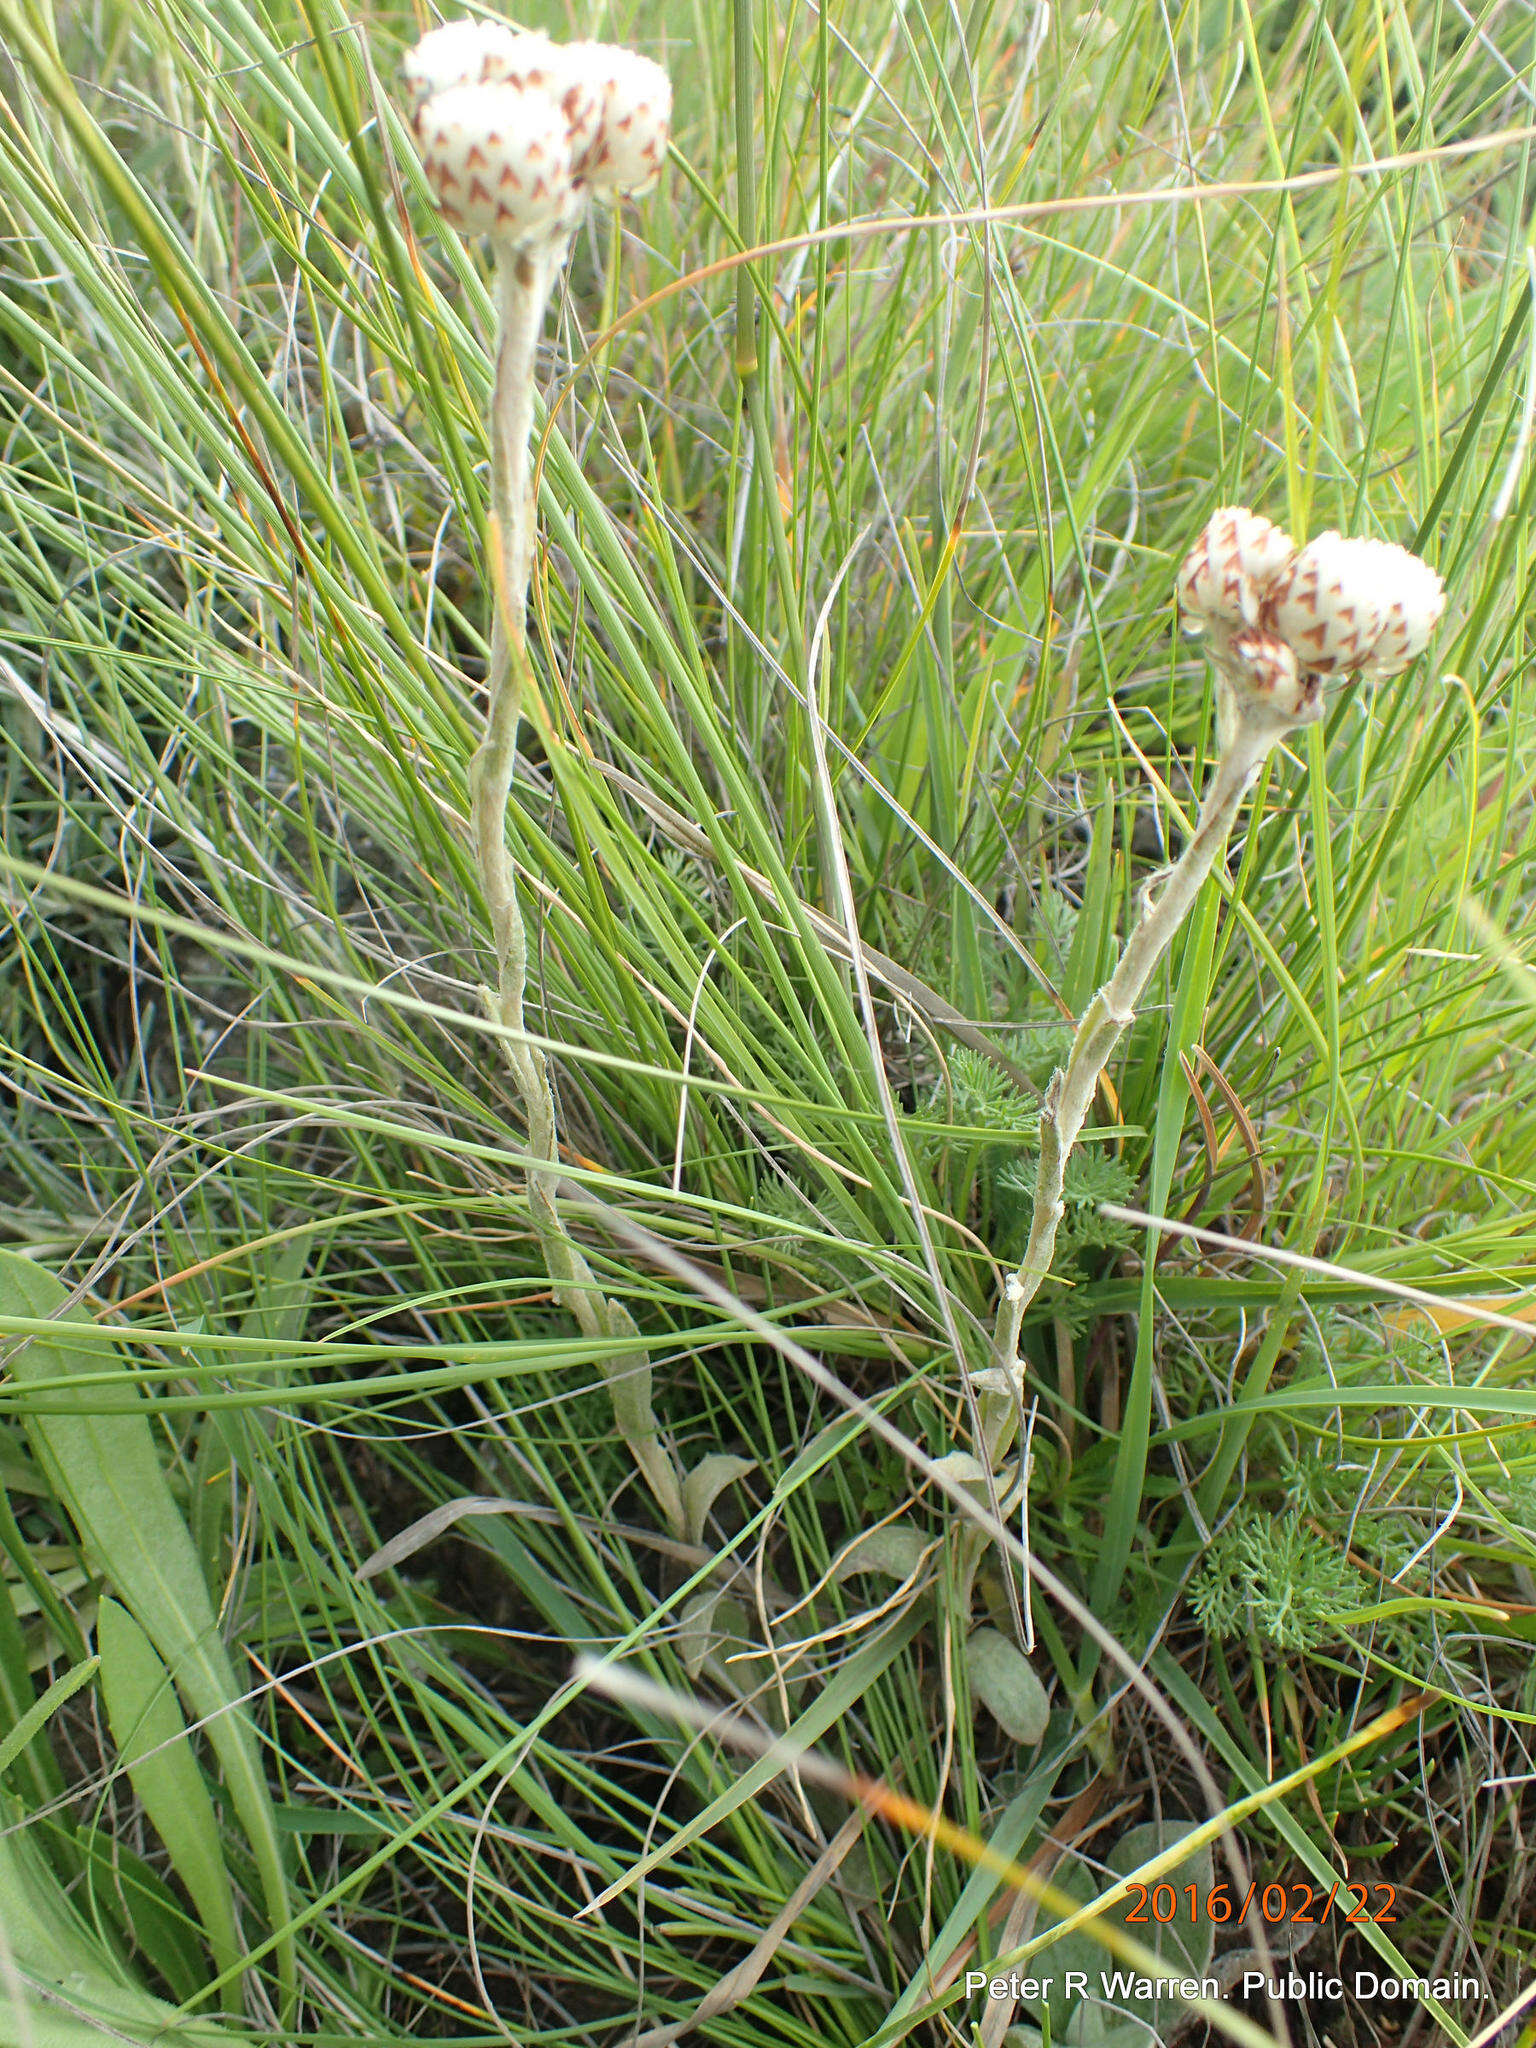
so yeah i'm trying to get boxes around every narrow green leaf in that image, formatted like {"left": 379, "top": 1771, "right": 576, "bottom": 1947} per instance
{"left": 0, "top": 1653, "right": 98, "bottom": 1780}
{"left": 0, "top": 1563, "right": 65, "bottom": 1810}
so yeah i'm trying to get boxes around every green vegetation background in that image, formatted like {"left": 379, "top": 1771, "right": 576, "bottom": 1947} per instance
{"left": 0, "top": 1, "right": 1534, "bottom": 2043}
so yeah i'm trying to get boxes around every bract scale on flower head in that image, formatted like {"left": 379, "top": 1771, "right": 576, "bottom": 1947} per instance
{"left": 1227, "top": 626, "right": 1322, "bottom": 731}
{"left": 1351, "top": 539, "right": 1447, "bottom": 677}
{"left": 1262, "top": 531, "right": 1447, "bottom": 680}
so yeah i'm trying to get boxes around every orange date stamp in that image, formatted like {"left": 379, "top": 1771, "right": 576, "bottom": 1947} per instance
{"left": 1124, "top": 1880, "right": 1398, "bottom": 1926}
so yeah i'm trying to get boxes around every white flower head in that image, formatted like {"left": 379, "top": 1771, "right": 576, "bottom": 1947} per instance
{"left": 1263, "top": 531, "right": 1390, "bottom": 677}
{"left": 415, "top": 80, "right": 575, "bottom": 244}
{"left": 1264, "top": 531, "right": 1446, "bottom": 680}
{"left": 1354, "top": 540, "right": 1446, "bottom": 677}
{"left": 1177, "top": 506, "right": 1296, "bottom": 632}
{"left": 564, "top": 42, "right": 673, "bottom": 198}
{"left": 1228, "top": 626, "right": 1322, "bottom": 729}
{"left": 402, "top": 19, "right": 549, "bottom": 116}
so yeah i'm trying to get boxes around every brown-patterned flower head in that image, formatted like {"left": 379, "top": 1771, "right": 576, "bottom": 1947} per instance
{"left": 1355, "top": 541, "right": 1446, "bottom": 677}
{"left": 415, "top": 80, "right": 574, "bottom": 243}
{"left": 1176, "top": 506, "right": 1296, "bottom": 631}
{"left": 1227, "top": 626, "right": 1323, "bottom": 730}
{"left": 562, "top": 42, "right": 673, "bottom": 198}
{"left": 1261, "top": 531, "right": 1397, "bottom": 677}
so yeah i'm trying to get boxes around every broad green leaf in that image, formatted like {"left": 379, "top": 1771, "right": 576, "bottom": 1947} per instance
{"left": 680, "top": 1452, "right": 755, "bottom": 1545}
{"left": 0, "top": 1612, "right": 160, "bottom": 1989}
{"left": 929, "top": 1450, "right": 991, "bottom": 1499}
{"left": 74, "top": 1828, "right": 210, "bottom": 2008}
{"left": 964, "top": 1628, "right": 1051, "bottom": 1745}
{"left": 98, "top": 1597, "right": 240, "bottom": 2001}
{"left": 1064, "top": 1824, "right": 1214, "bottom": 2046}
{"left": 0, "top": 1791, "right": 246, "bottom": 2047}
{"left": 0, "top": 1253, "right": 293, "bottom": 2010}
{"left": 831, "top": 1524, "right": 931, "bottom": 1583}
{"left": 1104, "top": 1821, "right": 1215, "bottom": 1965}
{"left": 1026, "top": 1822, "right": 1215, "bottom": 2045}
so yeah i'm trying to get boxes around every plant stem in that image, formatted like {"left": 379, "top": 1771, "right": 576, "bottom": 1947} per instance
{"left": 468, "top": 240, "right": 685, "bottom": 1538}
{"left": 986, "top": 717, "right": 1275, "bottom": 1461}
{"left": 472, "top": 243, "right": 549, "bottom": 1158}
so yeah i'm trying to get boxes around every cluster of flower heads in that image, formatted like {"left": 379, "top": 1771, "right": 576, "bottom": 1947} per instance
{"left": 403, "top": 16, "right": 671, "bottom": 246}
{"left": 1178, "top": 507, "right": 1446, "bottom": 728}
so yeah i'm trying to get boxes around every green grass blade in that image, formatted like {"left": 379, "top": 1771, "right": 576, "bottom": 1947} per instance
{"left": 0, "top": 1253, "right": 293, "bottom": 2014}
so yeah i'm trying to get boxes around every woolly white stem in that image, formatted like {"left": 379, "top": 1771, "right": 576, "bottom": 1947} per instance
{"left": 985, "top": 709, "right": 1278, "bottom": 1463}
{"left": 471, "top": 244, "right": 546, "bottom": 1083}
{"left": 468, "top": 238, "right": 684, "bottom": 1537}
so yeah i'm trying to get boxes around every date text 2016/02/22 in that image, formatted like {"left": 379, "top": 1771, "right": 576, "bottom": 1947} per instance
{"left": 1125, "top": 1881, "right": 1397, "bottom": 1927}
